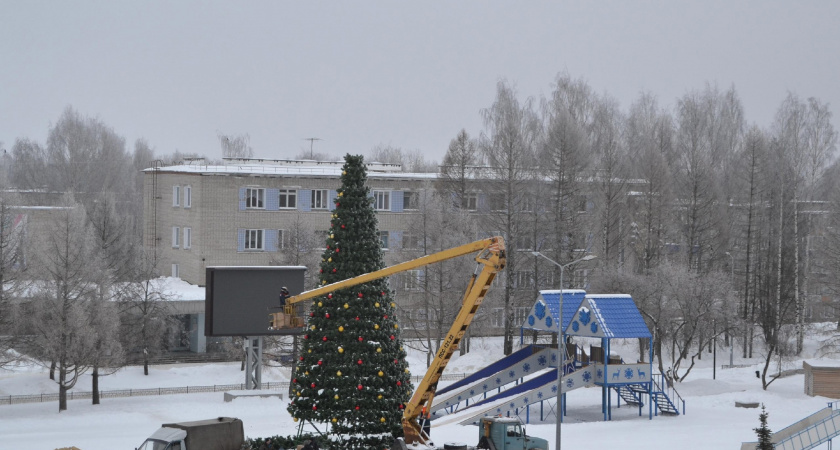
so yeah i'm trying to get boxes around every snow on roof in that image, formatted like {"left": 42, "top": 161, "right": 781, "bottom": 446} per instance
{"left": 804, "top": 359, "right": 840, "bottom": 368}
{"left": 145, "top": 162, "right": 438, "bottom": 179}
{"left": 154, "top": 277, "right": 205, "bottom": 301}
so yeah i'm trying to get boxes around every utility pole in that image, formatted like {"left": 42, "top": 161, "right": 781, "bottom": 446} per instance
{"left": 303, "top": 138, "right": 322, "bottom": 159}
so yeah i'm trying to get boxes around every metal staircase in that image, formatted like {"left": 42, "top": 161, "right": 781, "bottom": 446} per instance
{"left": 615, "top": 384, "right": 645, "bottom": 406}
{"left": 651, "top": 373, "right": 683, "bottom": 416}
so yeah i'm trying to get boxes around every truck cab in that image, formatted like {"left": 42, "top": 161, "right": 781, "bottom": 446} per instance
{"left": 137, "top": 427, "right": 186, "bottom": 450}
{"left": 478, "top": 417, "right": 548, "bottom": 450}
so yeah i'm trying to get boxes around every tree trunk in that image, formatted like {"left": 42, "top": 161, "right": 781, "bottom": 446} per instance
{"left": 794, "top": 194, "right": 803, "bottom": 354}
{"left": 58, "top": 367, "right": 67, "bottom": 412}
{"left": 92, "top": 366, "right": 100, "bottom": 405}
{"left": 50, "top": 360, "right": 56, "bottom": 381}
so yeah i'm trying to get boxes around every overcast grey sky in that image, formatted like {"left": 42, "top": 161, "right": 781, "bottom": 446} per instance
{"left": 2, "top": 1, "right": 838, "bottom": 164}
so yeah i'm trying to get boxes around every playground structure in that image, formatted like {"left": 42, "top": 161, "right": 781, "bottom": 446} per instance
{"left": 741, "top": 402, "right": 840, "bottom": 450}
{"left": 429, "top": 290, "right": 684, "bottom": 427}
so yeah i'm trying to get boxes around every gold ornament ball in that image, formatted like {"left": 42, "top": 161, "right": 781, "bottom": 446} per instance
{"left": 394, "top": 324, "right": 399, "bottom": 329}
{"left": 332, "top": 417, "right": 337, "bottom": 423}
{"left": 378, "top": 394, "right": 383, "bottom": 399}
{"left": 342, "top": 170, "right": 346, "bottom": 175}
{"left": 310, "top": 325, "right": 316, "bottom": 330}
{"left": 337, "top": 370, "right": 342, "bottom": 376}
{"left": 374, "top": 302, "right": 380, "bottom": 308}
{"left": 334, "top": 395, "right": 340, "bottom": 400}
{"left": 293, "top": 417, "right": 299, "bottom": 422}
{"left": 378, "top": 371, "right": 384, "bottom": 377}
{"left": 376, "top": 347, "right": 382, "bottom": 353}
{"left": 344, "top": 303, "right": 349, "bottom": 309}
{"left": 317, "top": 302, "right": 323, "bottom": 307}
{"left": 338, "top": 347, "right": 344, "bottom": 353}
{"left": 390, "top": 302, "right": 396, "bottom": 308}
{"left": 374, "top": 324, "right": 380, "bottom": 330}
{"left": 380, "top": 417, "right": 386, "bottom": 423}
{"left": 328, "top": 257, "right": 332, "bottom": 262}
{"left": 338, "top": 326, "right": 345, "bottom": 332}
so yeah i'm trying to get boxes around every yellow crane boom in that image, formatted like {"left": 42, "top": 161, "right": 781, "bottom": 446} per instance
{"left": 270, "top": 236, "right": 506, "bottom": 446}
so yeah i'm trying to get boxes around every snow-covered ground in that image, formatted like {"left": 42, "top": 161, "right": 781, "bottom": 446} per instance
{"left": 2, "top": 327, "right": 839, "bottom": 450}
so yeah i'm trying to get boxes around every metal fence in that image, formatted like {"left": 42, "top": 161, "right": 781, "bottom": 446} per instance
{"left": 0, "top": 373, "right": 465, "bottom": 406}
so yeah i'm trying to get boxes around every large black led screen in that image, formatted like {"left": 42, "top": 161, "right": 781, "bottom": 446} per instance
{"left": 205, "top": 266, "right": 306, "bottom": 336}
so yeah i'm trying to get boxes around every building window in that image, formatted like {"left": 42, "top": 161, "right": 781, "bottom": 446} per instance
{"left": 172, "top": 226, "right": 180, "bottom": 248}
{"left": 514, "top": 307, "right": 530, "bottom": 326}
{"left": 466, "top": 193, "right": 478, "bottom": 211}
{"left": 183, "top": 227, "right": 191, "bottom": 249}
{"left": 246, "top": 188, "right": 265, "bottom": 209}
{"left": 311, "top": 189, "right": 329, "bottom": 209}
{"left": 403, "top": 269, "right": 423, "bottom": 291}
{"left": 402, "top": 231, "right": 420, "bottom": 250}
{"left": 184, "top": 186, "right": 191, "bottom": 208}
{"left": 415, "top": 308, "right": 437, "bottom": 329}
{"left": 514, "top": 235, "right": 534, "bottom": 251}
{"left": 404, "top": 191, "right": 419, "bottom": 210}
{"left": 245, "top": 229, "right": 264, "bottom": 250}
{"left": 276, "top": 229, "right": 286, "bottom": 250}
{"left": 511, "top": 270, "right": 535, "bottom": 289}
{"left": 373, "top": 190, "right": 390, "bottom": 211}
{"left": 379, "top": 231, "right": 389, "bottom": 249}
{"left": 172, "top": 186, "right": 181, "bottom": 207}
{"left": 488, "top": 194, "right": 506, "bottom": 211}
{"left": 491, "top": 308, "right": 504, "bottom": 327}
{"left": 279, "top": 189, "right": 297, "bottom": 209}
{"left": 171, "top": 263, "right": 179, "bottom": 278}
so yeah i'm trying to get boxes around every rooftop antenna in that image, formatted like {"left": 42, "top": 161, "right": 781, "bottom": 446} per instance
{"left": 303, "top": 138, "right": 322, "bottom": 159}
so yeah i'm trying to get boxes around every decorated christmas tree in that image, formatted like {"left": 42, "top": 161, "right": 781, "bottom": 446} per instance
{"left": 287, "top": 154, "right": 413, "bottom": 449}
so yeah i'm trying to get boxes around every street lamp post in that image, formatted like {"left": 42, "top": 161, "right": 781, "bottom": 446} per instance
{"left": 725, "top": 251, "right": 735, "bottom": 367}
{"left": 530, "top": 251, "right": 596, "bottom": 450}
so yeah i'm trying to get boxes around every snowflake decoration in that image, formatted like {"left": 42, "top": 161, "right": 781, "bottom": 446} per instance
{"left": 579, "top": 308, "right": 591, "bottom": 326}
{"left": 624, "top": 368, "right": 634, "bottom": 379}
{"left": 496, "top": 377, "right": 502, "bottom": 385}
{"left": 571, "top": 321, "right": 579, "bottom": 332}
{"left": 582, "top": 371, "right": 592, "bottom": 383}
{"left": 566, "top": 378, "right": 575, "bottom": 389}
{"left": 510, "top": 402, "right": 516, "bottom": 409}
{"left": 597, "top": 369, "right": 603, "bottom": 379}
{"left": 470, "top": 389, "right": 475, "bottom": 396}
{"left": 523, "top": 363, "right": 531, "bottom": 372}
{"left": 457, "top": 395, "right": 462, "bottom": 400}
{"left": 538, "top": 355, "right": 547, "bottom": 366}
{"left": 546, "top": 316, "right": 553, "bottom": 328}
{"left": 524, "top": 397, "right": 529, "bottom": 403}
{"left": 534, "top": 301, "right": 546, "bottom": 319}
{"left": 538, "top": 392, "right": 544, "bottom": 399}
{"left": 591, "top": 323, "right": 598, "bottom": 334}
{"left": 483, "top": 384, "right": 489, "bottom": 390}
{"left": 551, "top": 385, "right": 558, "bottom": 393}
{"left": 528, "top": 316, "right": 535, "bottom": 326}
{"left": 508, "top": 370, "right": 516, "bottom": 378}
{"left": 551, "top": 353, "right": 557, "bottom": 362}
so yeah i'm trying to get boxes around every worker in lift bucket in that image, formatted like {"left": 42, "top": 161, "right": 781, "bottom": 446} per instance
{"left": 279, "top": 287, "right": 290, "bottom": 306}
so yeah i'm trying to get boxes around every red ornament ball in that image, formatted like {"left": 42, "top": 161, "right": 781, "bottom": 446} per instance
{"left": 325, "top": 313, "right": 330, "bottom": 319}
{"left": 390, "top": 335, "right": 395, "bottom": 340}
{"left": 322, "top": 336, "right": 328, "bottom": 342}
{"left": 328, "top": 293, "right": 333, "bottom": 299}
{"left": 336, "top": 248, "right": 340, "bottom": 253}
{"left": 299, "top": 356, "right": 304, "bottom": 361}
{"left": 384, "top": 315, "right": 389, "bottom": 319}
{"left": 381, "top": 291, "right": 386, "bottom": 296}
{"left": 357, "top": 385, "right": 363, "bottom": 390}
{"left": 355, "top": 316, "right": 360, "bottom": 321}
{"left": 397, "top": 381, "right": 402, "bottom": 386}
{"left": 293, "top": 378, "right": 297, "bottom": 383}
{"left": 399, "top": 404, "right": 405, "bottom": 410}
{"left": 309, "top": 312, "right": 314, "bottom": 317}
{"left": 357, "top": 293, "right": 363, "bottom": 298}
{"left": 317, "top": 360, "right": 323, "bottom": 366}
{"left": 357, "top": 359, "right": 363, "bottom": 365}
{"left": 311, "top": 383, "right": 316, "bottom": 388}
{"left": 358, "top": 336, "right": 364, "bottom": 342}
{"left": 341, "top": 224, "right": 345, "bottom": 229}
{"left": 394, "top": 359, "right": 399, "bottom": 364}
{"left": 312, "top": 405, "right": 317, "bottom": 410}
{"left": 332, "top": 268, "right": 337, "bottom": 273}
{"left": 355, "top": 405, "right": 360, "bottom": 410}
{"left": 319, "top": 269, "right": 323, "bottom": 273}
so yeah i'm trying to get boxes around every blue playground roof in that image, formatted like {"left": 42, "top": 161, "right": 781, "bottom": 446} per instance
{"left": 567, "top": 295, "right": 652, "bottom": 339}
{"left": 522, "top": 290, "right": 586, "bottom": 333}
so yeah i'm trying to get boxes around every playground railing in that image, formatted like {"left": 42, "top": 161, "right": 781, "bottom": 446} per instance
{"left": 651, "top": 373, "right": 685, "bottom": 415}
{"left": 772, "top": 402, "right": 840, "bottom": 450}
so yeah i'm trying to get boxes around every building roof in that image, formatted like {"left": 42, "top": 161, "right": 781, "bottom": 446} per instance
{"left": 566, "top": 295, "right": 651, "bottom": 339}
{"left": 521, "top": 290, "right": 587, "bottom": 333}
{"left": 144, "top": 160, "right": 438, "bottom": 179}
